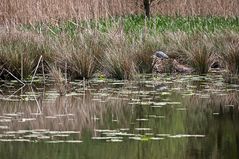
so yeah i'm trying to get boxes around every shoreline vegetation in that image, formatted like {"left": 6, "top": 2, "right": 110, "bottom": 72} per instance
{"left": 0, "top": 1, "right": 239, "bottom": 85}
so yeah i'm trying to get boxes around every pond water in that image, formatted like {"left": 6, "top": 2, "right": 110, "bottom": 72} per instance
{"left": 0, "top": 74, "right": 238, "bottom": 159}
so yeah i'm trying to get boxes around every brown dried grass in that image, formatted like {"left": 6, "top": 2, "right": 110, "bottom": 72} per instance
{"left": 0, "top": 0, "right": 238, "bottom": 24}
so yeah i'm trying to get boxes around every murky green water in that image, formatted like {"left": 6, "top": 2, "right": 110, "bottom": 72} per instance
{"left": 0, "top": 74, "right": 238, "bottom": 159}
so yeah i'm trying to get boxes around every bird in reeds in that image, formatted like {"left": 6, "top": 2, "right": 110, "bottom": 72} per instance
{"left": 155, "top": 51, "right": 169, "bottom": 60}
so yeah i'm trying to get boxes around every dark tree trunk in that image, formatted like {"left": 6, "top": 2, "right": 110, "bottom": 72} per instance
{"left": 143, "top": 0, "right": 150, "bottom": 18}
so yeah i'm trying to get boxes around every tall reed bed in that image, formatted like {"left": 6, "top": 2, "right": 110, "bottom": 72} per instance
{"left": 213, "top": 31, "right": 239, "bottom": 74}
{"left": 0, "top": 0, "right": 138, "bottom": 24}
{"left": 51, "top": 30, "right": 106, "bottom": 79}
{"left": 0, "top": 16, "right": 238, "bottom": 81}
{"left": 165, "top": 32, "right": 214, "bottom": 74}
{"left": 0, "top": 30, "right": 52, "bottom": 79}
{"left": 1, "top": 0, "right": 238, "bottom": 24}
{"left": 151, "top": 0, "right": 239, "bottom": 17}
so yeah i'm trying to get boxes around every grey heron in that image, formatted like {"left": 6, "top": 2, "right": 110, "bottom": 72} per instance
{"left": 155, "top": 51, "right": 169, "bottom": 60}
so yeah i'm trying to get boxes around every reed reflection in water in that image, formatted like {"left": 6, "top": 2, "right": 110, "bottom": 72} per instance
{"left": 0, "top": 75, "right": 238, "bottom": 159}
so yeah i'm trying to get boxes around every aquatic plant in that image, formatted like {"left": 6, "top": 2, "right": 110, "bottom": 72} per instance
{"left": 167, "top": 32, "right": 213, "bottom": 74}
{"left": 0, "top": 17, "right": 239, "bottom": 81}
{"left": 214, "top": 31, "right": 239, "bottom": 74}
{"left": 133, "top": 35, "right": 161, "bottom": 73}
{"left": 52, "top": 30, "right": 106, "bottom": 79}
{"left": 103, "top": 46, "right": 137, "bottom": 80}
{"left": 188, "top": 45, "right": 213, "bottom": 74}
{"left": 49, "top": 66, "right": 67, "bottom": 95}
{"left": 0, "top": 30, "right": 50, "bottom": 79}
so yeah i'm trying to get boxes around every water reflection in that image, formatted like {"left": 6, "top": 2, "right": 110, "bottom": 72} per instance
{"left": 0, "top": 74, "right": 238, "bottom": 159}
